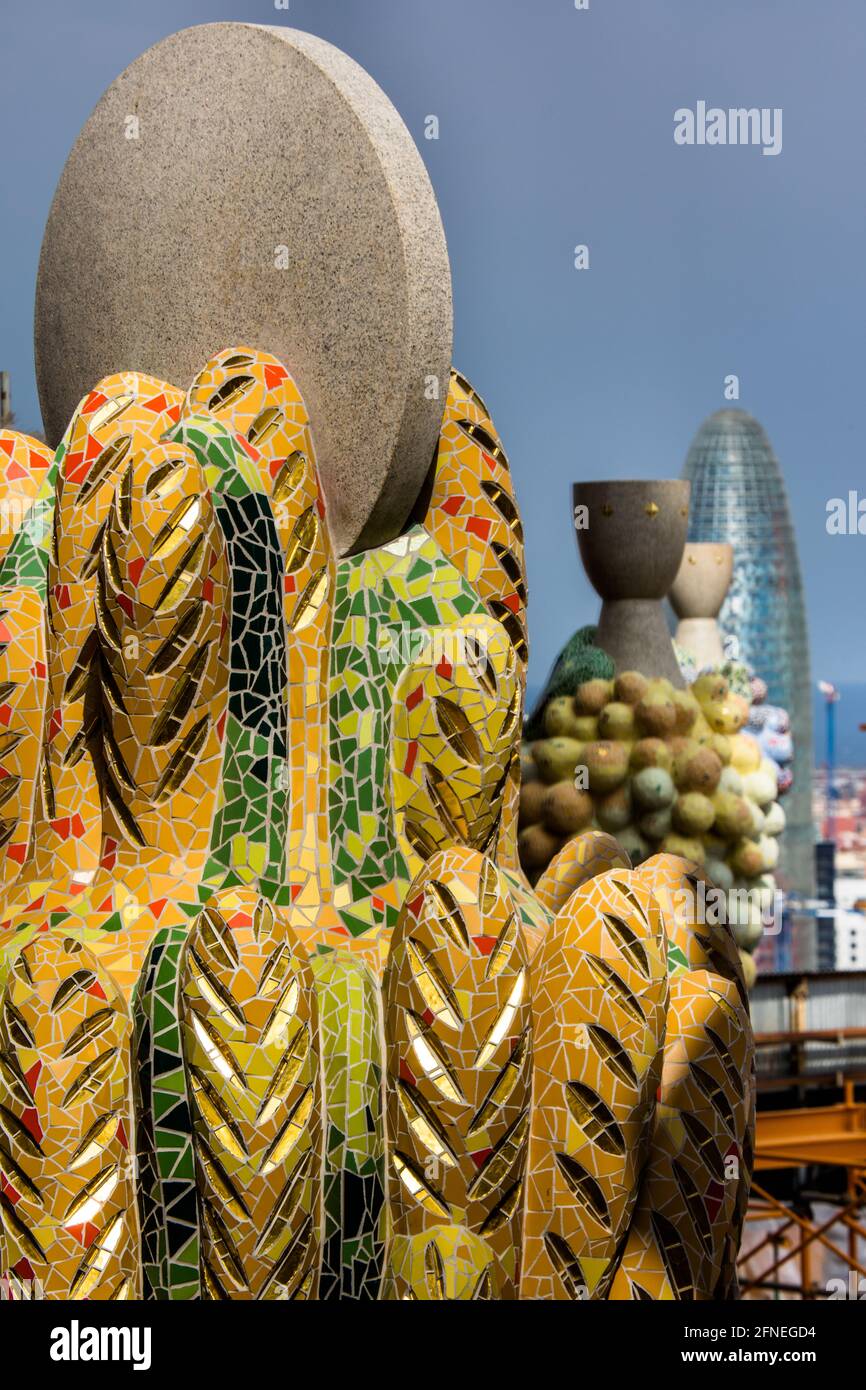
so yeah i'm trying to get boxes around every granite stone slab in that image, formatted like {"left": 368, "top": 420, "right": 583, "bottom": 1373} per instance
{"left": 35, "top": 22, "right": 453, "bottom": 555}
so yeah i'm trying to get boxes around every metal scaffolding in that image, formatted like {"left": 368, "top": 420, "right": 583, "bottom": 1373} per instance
{"left": 739, "top": 1027, "right": 866, "bottom": 1299}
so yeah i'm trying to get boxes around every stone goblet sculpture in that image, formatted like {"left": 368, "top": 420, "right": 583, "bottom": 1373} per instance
{"left": 572, "top": 479, "right": 690, "bottom": 688}
{"left": 670, "top": 542, "right": 734, "bottom": 671}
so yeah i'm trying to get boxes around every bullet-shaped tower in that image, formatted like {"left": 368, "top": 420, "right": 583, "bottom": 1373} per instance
{"left": 683, "top": 408, "right": 815, "bottom": 897}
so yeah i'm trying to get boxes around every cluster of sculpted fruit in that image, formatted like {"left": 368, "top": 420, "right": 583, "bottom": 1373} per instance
{"left": 520, "top": 668, "right": 785, "bottom": 985}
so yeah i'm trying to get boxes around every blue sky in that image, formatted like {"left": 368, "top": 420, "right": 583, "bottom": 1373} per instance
{"left": 2, "top": 0, "right": 865, "bottom": 709}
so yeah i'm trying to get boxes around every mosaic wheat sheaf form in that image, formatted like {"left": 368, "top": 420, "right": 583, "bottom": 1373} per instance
{"left": 383, "top": 848, "right": 532, "bottom": 1299}
{"left": 0, "top": 350, "right": 754, "bottom": 1299}
{"left": 179, "top": 890, "right": 324, "bottom": 1300}
{"left": 0, "top": 935, "right": 140, "bottom": 1299}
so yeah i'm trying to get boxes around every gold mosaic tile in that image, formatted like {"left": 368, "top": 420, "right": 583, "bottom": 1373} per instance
{"left": 180, "top": 888, "right": 323, "bottom": 1299}
{"left": 0, "top": 934, "right": 140, "bottom": 1298}
{"left": 383, "top": 846, "right": 530, "bottom": 1299}
{"left": 522, "top": 869, "right": 668, "bottom": 1299}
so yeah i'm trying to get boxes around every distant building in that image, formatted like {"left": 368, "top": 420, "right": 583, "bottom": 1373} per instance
{"left": 683, "top": 409, "right": 815, "bottom": 895}
{"left": 813, "top": 766, "right": 866, "bottom": 870}
{"left": 835, "top": 907, "right": 866, "bottom": 970}
{"left": 815, "top": 838, "right": 836, "bottom": 903}
{"left": 755, "top": 900, "right": 837, "bottom": 972}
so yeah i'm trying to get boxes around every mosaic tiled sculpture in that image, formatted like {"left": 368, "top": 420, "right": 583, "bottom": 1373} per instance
{"left": 0, "top": 352, "right": 754, "bottom": 1300}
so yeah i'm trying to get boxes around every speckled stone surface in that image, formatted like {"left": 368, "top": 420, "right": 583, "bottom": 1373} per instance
{"left": 35, "top": 22, "right": 453, "bottom": 555}
{"left": 670, "top": 542, "right": 733, "bottom": 670}
{"left": 572, "top": 479, "right": 691, "bottom": 686}
{"left": 670, "top": 541, "right": 734, "bottom": 619}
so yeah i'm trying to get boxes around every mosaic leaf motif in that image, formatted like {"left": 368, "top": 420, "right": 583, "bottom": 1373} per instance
{"left": 98, "top": 436, "right": 230, "bottom": 860}
{"left": 421, "top": 370, "right": 528, "bottom": 671}
{"left": 0, "top": 350, "right": 755, "bottom": 1300}
{"left": 180, "top": 349, "right": 339, "bottom": 957}
{"left": 0, "top": 935, "right": 139, "bottom": 1298}
{"left": 133, "top": 925, "right": 200, "bottom": 1300}
{"left": 0, "top": 590, "right": 47, "bottom": 897}
{"left": 392, "top": 613, "right": 519, "bottom": 867}
{"left": 383, "top": 847, "right": 531, "bottom": 1299}
{"left": 180, "top": 889, "right": 324, "bottom": 1299}
{"left": 419, "top": 370, "right": 528, "bottom": 875}
{"left": 45, "top": 376, "right": 184, "bottom": 887}
{"left": 311, "top": 952, "right": 385, "bottom": 1300}
{"left": 0, "top": 374, "right": 228, "bottom": 1010}
{"left": 522, "top": 869, "right": 669, "bottom": 1300}
{"left": 160, "top": 415, "right": 288, "bottom": 893}
{"left": 534, "top": 828, "right": 632, "bottom": 917}
{"left": 606, "top": 855, "right": 755, "bottom": 1300}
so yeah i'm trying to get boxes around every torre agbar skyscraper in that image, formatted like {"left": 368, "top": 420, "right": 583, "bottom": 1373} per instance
{"left": 683, "top": 408, "right": 815, "bottom": 897}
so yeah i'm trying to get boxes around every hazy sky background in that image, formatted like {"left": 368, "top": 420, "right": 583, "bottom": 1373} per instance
{"left": 2, "top": 0, "right": 864, "bottom": 735}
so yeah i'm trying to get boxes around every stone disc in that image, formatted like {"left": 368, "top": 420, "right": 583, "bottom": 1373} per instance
{"left": 35, "top": 22, "right": 453, "bottom": 555}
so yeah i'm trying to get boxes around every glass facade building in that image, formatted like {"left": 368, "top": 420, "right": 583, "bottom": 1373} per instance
{"left": 683, "top": 409, "right": 815, "bottom": 896}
